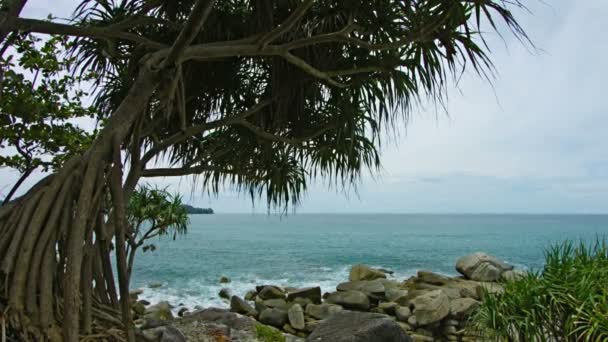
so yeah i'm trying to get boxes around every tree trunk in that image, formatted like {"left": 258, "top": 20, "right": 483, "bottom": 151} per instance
{"left": 0, "top": 63, "right": 162, "bottom": 341}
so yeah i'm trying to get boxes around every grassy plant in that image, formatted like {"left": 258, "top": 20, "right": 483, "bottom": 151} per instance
{"left": 255, "top": 323, "right": 286, "bottom": 342}
{"left": 474, "top": 239, "right": 608, "bottom": 341}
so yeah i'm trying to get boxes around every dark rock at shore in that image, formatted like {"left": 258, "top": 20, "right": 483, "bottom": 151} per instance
{"left": 230, "top": 295, "right": 257, "bottom": 316}
{"left": 258, "top": 285, "right": 286, "bottom": 300}
{"left": 259, "top": 308, "right": 288, "bottom": 327}
{"left": 218, "top": 287, "right": 232, "bottom": 300}
{"left": 287, "top": 286, "right": 322, "bottom": 304}
{"left": 306, "top": 311, "right": 411, "bottom": 342}
{"left": 349, "top": 264, "right": 387, "bottom": 282}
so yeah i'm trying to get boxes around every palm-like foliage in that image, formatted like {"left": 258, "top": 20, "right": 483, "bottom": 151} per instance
{"left": 474, "top": 239, "right": 608, "bottom": 341}
{"left": 126, "top": 185, "right": 189, "bottom": 279}
{"left": 68, "top": 0, "right": 529, "bottom": 208}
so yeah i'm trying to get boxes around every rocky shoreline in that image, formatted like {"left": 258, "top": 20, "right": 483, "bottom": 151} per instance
{"left": 131, "top": 252, "right": 524, "bottom": 341}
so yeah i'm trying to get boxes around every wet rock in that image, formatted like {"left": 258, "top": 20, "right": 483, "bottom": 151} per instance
{"left": 349, "top": 264, "right": 387, "bottom": 281}
{"left": 244, "top": 290, "right": 257, "bottom": 301}
{"left": 219, "top": 276, "right": 231, "bottom": 284}
{"left": 218, "top": 288, "right": 232, "bottom": 300}
{"left": 230, "top": 296, "right": 257, "bottom": 316}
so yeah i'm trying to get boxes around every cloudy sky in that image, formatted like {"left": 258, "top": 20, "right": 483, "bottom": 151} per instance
{"left": 2, "top": 1, "right": 607, "bottom": 213}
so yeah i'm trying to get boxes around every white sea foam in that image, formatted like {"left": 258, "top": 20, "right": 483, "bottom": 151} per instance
{"left": 136, "top": 264, "right": 428, "bottom": 314}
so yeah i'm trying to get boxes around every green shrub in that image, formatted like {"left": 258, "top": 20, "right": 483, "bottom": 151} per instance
{"left": 255, "top": 323, "right": 286, "bottom": 342}
{"left": 473, "top": 239, "right": 608, "bottom": 341}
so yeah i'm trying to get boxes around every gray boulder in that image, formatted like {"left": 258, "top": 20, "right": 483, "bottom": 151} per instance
{"left": 326, "top": 291, "right": 370, "bottom": 311}
{"left": 143, "top": 326, "right": 186, "bottom": 342}
{"left": 501, "top": 269, "right": 527, "bottom": 281}
{"left": 385, "top": 288, "right": 408, "bottom": 303}
{"left": 287, "top": 286, "right": 322, "bottom": 304}
{"left": 411, "top": 290, "right": 449, "bottom": 325}
{"left": 288, "top": 304, "right": 306, "bottom": 330}
{"left": 349, "top": 264, "right": 387, "bottom": 281}
{"left": 449, "top": 298, "right": 480, "bottom": 319}
{"left": 306, "top": 311, "right": 411, "bottom": 342}
{"left": 305, "top": 304, "right": 344, "bottom": 320}
{"left": 395, "top": 306, "right": 412, "bottom": 322}
{"left": 456, "top": 252, "right": 513, "bottom": 282}
{"left": 336, "top": 280, "right": 385, "bottom": 297}
{"left": 144, "top": 301, "right": 174, "bottom": 322}
{"left": 417, "top": 271, "right": 451, "bottom": 285}
{"left": 230, "top": 296, "right": 257, "bottom": 316}
{"left": 259, "top": 308, "right": 288, "bottom": 328}
{"left": 258, "top": 286, "right": 286, "bottom": 300}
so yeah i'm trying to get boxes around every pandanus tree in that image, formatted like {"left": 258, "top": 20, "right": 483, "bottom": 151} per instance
{"left": 0, "top": 0, "right": 529, "bottom": 340}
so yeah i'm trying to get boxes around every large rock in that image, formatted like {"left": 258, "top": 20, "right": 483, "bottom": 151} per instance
{"left": 145, "top": 301, "right": 174, "bottom": 322}
{"left": 218, "top": 288, "right": 232, "bottom": 300}
{"left": 143, "top": 326, "right": 186, "bottom": 342}
{"left": 259, "top": 308, "right": 288, "bottom": 328}
{"left": 336, "top": 280, "right": 385, "bottom": 297}
{"left": 288, "top": 304, "right": 306, "bottom": 330}
{"left": 449, "top": 298, "right": 480, "bottom": 318}
{"left": 349, "top": 264, "right": 387, "bottom": 281}
{"left": 178, "top": 308, "right": 255, "bottom": 331}
{"left": 395, "top": 306, "right": 412, "bottom": 322}
{"left": 230, "top": 296, "right": 257, "bottom": 316}
{"left": 417, "top": 271, "right": 451, "bottom": 285}
{"left": 305, "top": 304, "right": 344, "bottom": 320}
{"left": 258, "top": 286, "right": 286, "bottom": 300}
{"left": 326, "top": 291, "right": 370, "bottom": 311}
{"left": 287, "top": 287, "right": 322, "bottom": 304}
{"left": 306, "top": 311, "right": 411, "bottom": 342}
{"left": 456, "top": 252, "right": 513, "bottom": 282}
{"left": 411, "top": 290, "right": 450, "bottom": 325}
{"left": 385, "top": 288, "right": 409, "bottom": 303}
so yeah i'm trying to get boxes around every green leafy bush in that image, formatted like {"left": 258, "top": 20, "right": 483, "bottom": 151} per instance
{"left": 474, "top": 239, "right": 608, "bottom": 341}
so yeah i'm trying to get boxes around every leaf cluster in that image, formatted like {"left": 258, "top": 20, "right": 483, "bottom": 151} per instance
{"left": 0, "top": 33, "right": 97, "bottom": 174}
{"left": 66, "top": 0, "right": 529, "bottom": 209}
{"left": 474, "top": 239, "right": 608, "bottom": 341}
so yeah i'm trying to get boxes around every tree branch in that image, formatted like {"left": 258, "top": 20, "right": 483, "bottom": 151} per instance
{"left": 140, "top": 99, "right": 272, "bottom": 164}
{"left": 257, "top": 0, "right": 314, "bottom": 47}
{"left": 0, "top": 14, "right": 165, "bottom": 48}
{"left": 160, "top": 0, "right": 217, "bottom": 68}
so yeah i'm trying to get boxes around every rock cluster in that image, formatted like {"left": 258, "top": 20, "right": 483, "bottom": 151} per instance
{"left": 131, "top": 252, "right": 520, "bottom": 342}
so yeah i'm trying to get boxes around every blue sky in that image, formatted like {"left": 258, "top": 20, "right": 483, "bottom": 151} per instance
{"left": 2, "top": 1, "right": 607, "bottom": 213}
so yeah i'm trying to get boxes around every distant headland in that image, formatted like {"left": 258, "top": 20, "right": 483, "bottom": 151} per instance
{"left": 182, "top": 204, "right": 214, "bottom": 214}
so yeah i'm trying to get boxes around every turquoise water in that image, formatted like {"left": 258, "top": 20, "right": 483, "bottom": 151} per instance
{"left": 130, "top": 214, "right": 608, "bottom": 309}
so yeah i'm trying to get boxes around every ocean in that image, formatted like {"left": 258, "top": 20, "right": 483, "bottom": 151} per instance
{"left": 130, "top": 214, "right": 608, "bottom": 309}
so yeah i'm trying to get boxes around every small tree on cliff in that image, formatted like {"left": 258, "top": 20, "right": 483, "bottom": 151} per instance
{"left": 126, "top": 186, "right": 189, "bottom": 280}
{"left": 0, "top": 1, "right": 529, "bottom": 341}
